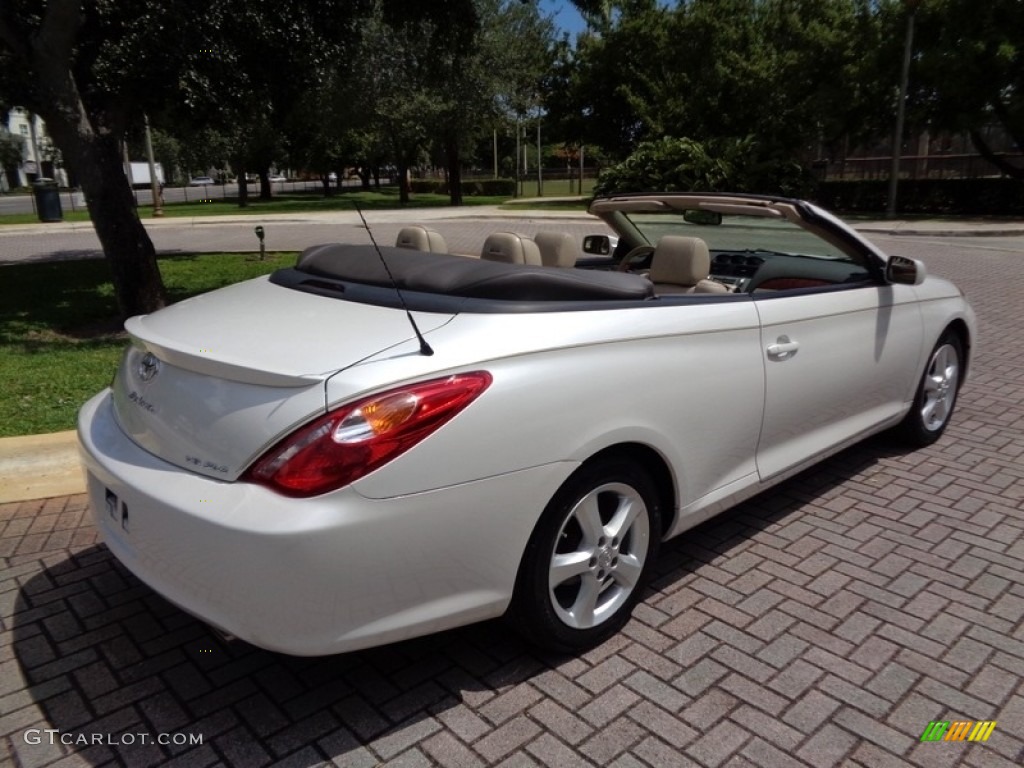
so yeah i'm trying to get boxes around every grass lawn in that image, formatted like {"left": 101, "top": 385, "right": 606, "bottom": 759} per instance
{"left": 0, "top": 252, "right": 297, "bottom": 437}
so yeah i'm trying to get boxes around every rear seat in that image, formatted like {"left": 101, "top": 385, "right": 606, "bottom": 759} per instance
{"left": 480, "top": 232, "right": 543, "bottom": 265}
{"left": 534, "top": 231, "right": 578, "bottom": 268}
{"left": 395, "top": 226, "right": 448, "bottom": 253}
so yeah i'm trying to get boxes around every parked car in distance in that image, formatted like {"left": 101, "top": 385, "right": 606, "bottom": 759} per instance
{"left": 188, "top": 176, "right": 215, "bottom": 186}
{"left": 78, "top": 192, "right": 976, "bottom": 656}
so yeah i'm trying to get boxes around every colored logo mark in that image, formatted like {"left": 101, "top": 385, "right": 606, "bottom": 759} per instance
{"left": 920, "top": 721, "right": 996, "bottom": 742}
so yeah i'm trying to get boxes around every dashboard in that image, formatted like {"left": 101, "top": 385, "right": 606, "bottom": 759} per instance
{"left": 709, "top": 250, "right": 871, "bottom": 293}
{"left": 710, "top": 252, "right": 766, "bottom": 290}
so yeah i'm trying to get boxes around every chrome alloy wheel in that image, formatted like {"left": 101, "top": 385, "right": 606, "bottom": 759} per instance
{"left": 921, "top": 342, "right": 960, "bottom": 432}
{"left": 547, "top": 482, "right": 650, "bottom": 630}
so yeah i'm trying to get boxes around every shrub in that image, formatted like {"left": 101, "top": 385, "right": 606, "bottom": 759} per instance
{"left": 595, "top": 136, "right": 815, "bottom": 197}
{"left": 595, "top": 137, "right": 731, "bottom": 195}
{"left": 470, "top": 178, "right": 516, "bottom": 196}
{"left": 409, "top": 179, "right": 447, "bottom": 194}
{"left": 814, "top": 178, "right": 1024, "bottom": 215}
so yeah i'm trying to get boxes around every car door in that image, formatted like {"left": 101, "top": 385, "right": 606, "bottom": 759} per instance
{"left": 754, "top": 282, "right": 924, "bottom": 481}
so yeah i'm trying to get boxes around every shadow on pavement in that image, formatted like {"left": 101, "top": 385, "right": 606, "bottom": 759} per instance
{"left": 10, "top": 437, "right": 901, "bottom": 766}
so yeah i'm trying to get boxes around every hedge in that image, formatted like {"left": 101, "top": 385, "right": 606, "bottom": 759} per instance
{"left": 408, "top": 178, "right": 517, "bottom": 197}
{"left": 813, "top": 178, "right": 1024, "bottom": 216}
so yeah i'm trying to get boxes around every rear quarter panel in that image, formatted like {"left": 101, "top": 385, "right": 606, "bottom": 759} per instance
{"left": 340, "top": 300, "right": 766, "bottom": 512}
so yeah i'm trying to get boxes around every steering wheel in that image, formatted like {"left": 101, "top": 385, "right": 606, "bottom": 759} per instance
{"left": 616, "top": 245, "right": 656, "bottom": 272}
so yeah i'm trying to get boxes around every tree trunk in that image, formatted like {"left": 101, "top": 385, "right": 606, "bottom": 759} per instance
{"left": 236, "top": 165, "right": 250, "bottom": 207}
{"left": 357, "top": 166, "right": 372, "bottom": 190}
{"left": 445, "top": 139, "right": 463, "bottom": 206}
{"left": 397, "top": 159, "right": 410, "bottom": 205}
{"left": 24, "top": 35, "right": 166, "bottom": 318}
{"left": 76, "top": 135, "right": 167, "bottom": 317}
{"left": 970, "top": 127, "right": 1024, "bottom": 180}
{"left": 258, "top": 170, "right": 271, "bottom": 200}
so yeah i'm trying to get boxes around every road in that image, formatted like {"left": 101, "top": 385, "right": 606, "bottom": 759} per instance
{"left": 0, "top": 210, "right": 616, "bottom": 264}
{"left": 2, "top": 205, "right": 1023, "bottom": 267}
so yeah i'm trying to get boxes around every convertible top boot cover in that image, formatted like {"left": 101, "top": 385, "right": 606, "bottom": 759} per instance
{"left": 296, "top": 244, "right": 655, "bottom": 302}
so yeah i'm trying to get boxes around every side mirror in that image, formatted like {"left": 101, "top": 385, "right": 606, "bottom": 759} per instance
{"left": 582, "top": 234, "right": 618, "bottom": 256}
{"left": 885, "top": 255, "right": 926, "bottom": 285}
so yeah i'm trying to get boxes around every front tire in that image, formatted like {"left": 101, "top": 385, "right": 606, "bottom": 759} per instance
{"left": 509, "top": 456, "right": 661, "bottom": 653}
{"left": 896, "top": 331, "right": 964, "bottom": 446}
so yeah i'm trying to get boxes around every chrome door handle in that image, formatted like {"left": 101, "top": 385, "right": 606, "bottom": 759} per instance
{"left": 767, "top": 336, "right": 800, "bottom": 359}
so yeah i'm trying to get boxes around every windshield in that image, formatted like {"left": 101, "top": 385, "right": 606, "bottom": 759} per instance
{"left": 624, "top": 210, "right": 854, "bottom": 261}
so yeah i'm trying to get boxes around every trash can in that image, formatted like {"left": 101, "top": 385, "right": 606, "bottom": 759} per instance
{"left": 33, "top": 178, "right": 63, "bottom": 222}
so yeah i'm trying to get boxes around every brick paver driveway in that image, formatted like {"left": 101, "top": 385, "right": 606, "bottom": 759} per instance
{"left": 2, "top": 233, "right": 1022, "bottom": 767}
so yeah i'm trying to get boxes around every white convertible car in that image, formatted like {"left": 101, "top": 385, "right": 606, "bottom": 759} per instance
{"left": 78, "top": 193, "right": 976, "bottom": 656}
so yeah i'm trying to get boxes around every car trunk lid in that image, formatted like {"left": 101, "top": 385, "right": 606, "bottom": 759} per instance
{"left": 111, "top": 276, "right": 453, "bottom": 480}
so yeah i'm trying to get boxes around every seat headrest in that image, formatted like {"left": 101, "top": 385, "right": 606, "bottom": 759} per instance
{"left": 534, "top": 231, "right": 578, "bottom": 268}
{"left": 395, "top": 226, "right": 448, "bottom": 253}
{"left": 648, "top": 236, "right": 711, "bottom": 286}
{"left": 481, "top": 232, "right": 543, "bottom": 265}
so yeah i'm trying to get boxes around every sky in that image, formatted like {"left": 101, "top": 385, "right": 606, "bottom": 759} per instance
{"left": 538, "top": 0, "right": 588, "bottom": 37}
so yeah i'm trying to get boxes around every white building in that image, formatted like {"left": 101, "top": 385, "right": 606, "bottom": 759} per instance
{"left": 1, "top": 108, "right": 66, "bottom": 189}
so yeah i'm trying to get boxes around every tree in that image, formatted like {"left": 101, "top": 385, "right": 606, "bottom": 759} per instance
{"left": 0, "top": 1, "right": 488, "bottom": 317}
{"left": 548, "top": 0, "right": 674, "bottom": 158}
{"left": 0, "top": 1, "right": 203, "bottom": 316}
{"left": 913, "top": 0, "right": 1024, "bottom": 178}
{"left": 340, "top": 6, "right": 436, "bottom": 204}
{"left": 450, "top": 0, "right": 556, "bottom": 204}
{"left": 594, "top": 135, "right": 815, "bottom": 196}
{"left": 354, "top": 0, "right": 553, "bottom": 205}
{"left": 555, "top": 0, "right": 890, "bottom": 169}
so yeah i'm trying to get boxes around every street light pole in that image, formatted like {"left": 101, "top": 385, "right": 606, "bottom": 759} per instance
{"left": 515, "top": 120, "right": 521, "bottom": 198}
{"left": 887, "top": 3, "right": 917, "bottom": 218}
{"left": 144, "top": 113, "right": 164, "bottom": 217}
{"left": 537, "top": 120, "right": 543, "bottom": 197}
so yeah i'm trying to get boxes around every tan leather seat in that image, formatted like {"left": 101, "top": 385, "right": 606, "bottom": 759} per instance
{"left": 395, "top": 226, "right": 448, "bottom": 253}
{"left": 480, "top": 232, "right": 543, "bottom": 265}
{"left": 534, "top": 231, "right": 578, "bottom": 268}
{"left": 648, "top": 236, "right": 730, "bottom": 294}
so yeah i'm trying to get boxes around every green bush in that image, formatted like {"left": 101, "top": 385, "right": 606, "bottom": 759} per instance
{"left": 814, "top": 178, "right": 1024, "bottom": 215}
{"left": 470, "top": 178, "right": 516, "bottom": 196}
{"left": 409, "top": 179, "right": 447, "bottom": 194}
{"left": 407, "top": 178, "right": 515, "bottom": 197}
{"left": 595, "top": 137, "right": 731, "bottom": 195}
{"left": 595, "top": 136, "right": 815, "bottom": 197}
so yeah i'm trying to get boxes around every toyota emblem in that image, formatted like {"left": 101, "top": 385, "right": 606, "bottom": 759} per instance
{"left": 138, "top": 352, "right": 160, "bottom": 382}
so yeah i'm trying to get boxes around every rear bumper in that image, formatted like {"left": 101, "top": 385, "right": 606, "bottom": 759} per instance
{"left": 77, "top": 390, "right": 572, "bottom": 655}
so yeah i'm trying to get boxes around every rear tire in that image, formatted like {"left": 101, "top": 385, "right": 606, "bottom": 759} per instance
{"left": 508, "top": 456, "right": 661, "bottom": 653}
{"left": 895, "top": 331, "right": 964, "bottom": 447}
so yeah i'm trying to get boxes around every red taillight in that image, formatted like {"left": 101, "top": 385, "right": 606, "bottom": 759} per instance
{"left": 245, "top": 372, "right": 492, "bottom": 497}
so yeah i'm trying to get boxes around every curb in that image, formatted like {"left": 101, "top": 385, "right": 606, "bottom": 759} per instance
{"left": 0, "top": 430, "right": 84, "bottom": 504}
{"left": 856, "top": 226, "right": 1024, "bottom": 238}
{"left": 3, "top": 206, "right": 1024, "bottom": 238}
